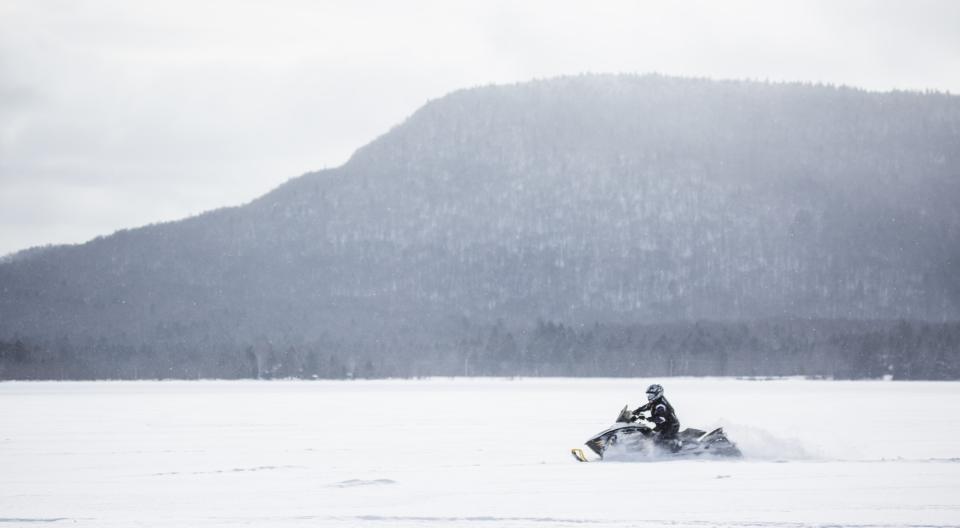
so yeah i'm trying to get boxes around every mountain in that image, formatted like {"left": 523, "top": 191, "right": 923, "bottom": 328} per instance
{"left": 2, "top": 74, "right": 959, "bottom": 379}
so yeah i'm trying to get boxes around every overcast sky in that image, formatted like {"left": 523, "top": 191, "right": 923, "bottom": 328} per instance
{"left": 1, "top": 0, "right": 958, "bottom": 256}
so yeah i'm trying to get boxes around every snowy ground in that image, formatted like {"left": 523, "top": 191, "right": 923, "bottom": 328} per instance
{"left": 2, "top": 378, "right": 959, "bottom": 527}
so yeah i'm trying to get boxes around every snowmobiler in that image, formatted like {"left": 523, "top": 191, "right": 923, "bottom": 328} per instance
{"left": 571, "top": 387, "right": 742, "bottom": 461}
{"left": 632, "top": 383, "right": 680, "bottom": 450}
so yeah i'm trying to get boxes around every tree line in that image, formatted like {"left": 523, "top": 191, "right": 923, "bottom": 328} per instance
{"left": 2, "top": 318, "right": 957, "bottom": 381}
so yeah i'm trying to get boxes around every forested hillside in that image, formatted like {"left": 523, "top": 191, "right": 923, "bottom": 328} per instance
{"left": 2, "top": 75, "right": 959, "bottom": 379}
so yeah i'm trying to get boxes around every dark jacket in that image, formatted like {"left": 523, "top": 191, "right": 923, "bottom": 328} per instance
{"left": 633, "top": 396, "right": 680, "bottom": 438}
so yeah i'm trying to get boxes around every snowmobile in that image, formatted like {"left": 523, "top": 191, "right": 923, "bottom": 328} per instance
{"left": 571, "top": 405, "right": 742, "bottom": 462}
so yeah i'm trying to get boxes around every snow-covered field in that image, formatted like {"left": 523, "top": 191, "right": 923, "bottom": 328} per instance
{"left": 2, "top": 378, "right": 959, "bottom": 527}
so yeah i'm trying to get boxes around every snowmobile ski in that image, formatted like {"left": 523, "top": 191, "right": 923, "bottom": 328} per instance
{"left": 571, "top": 448, "right": 589, "bottom": 462}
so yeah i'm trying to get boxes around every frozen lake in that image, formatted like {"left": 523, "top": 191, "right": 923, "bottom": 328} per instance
{"left": 2, "top": 378, "right": 959, "bottom": 527}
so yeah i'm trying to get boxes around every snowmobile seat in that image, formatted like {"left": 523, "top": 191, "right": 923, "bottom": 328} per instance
{"left": 680, "top": 427, "right": 706, "bottom": 439}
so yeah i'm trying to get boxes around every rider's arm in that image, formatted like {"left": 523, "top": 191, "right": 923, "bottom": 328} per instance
{"left": 647, "top": 403, "right": 668, "bottom": 424}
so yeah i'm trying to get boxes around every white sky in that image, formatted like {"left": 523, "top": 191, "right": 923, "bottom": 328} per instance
{"left": 1, "top": 0, "right": 958, "bottom": 256}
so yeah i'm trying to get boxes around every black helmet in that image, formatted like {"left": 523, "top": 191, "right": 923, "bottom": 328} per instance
{"left": 646, "top": 383, "right": 664, "bottom": 401}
